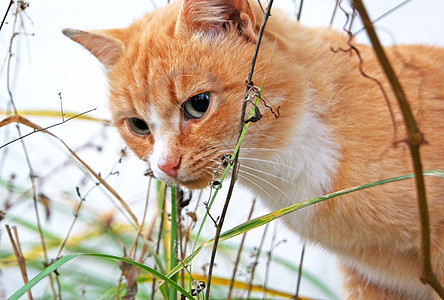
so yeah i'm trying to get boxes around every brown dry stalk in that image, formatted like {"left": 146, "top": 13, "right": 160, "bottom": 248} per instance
{"left": 0, "top": 0, "right": 14, "bottom": 31}
{"left": 0, "top": 114, "right": 167, "bottom": 298}
{"left": 227, "top": 199, "right": 256, "bottom": 300}
{"left": 116, "top": 177, "right": 153, "bottom": 300}
{"left": 5, "top": 4, "right": 57, "bottom": 297}
{"left": 353, "top": 0, "right": 444, "bottom": 298}
{"left": 205, "top": 1, "right": 274, "bottom": 299}
{"left": 137, "top": 176, "right": 157, "bottom": 263}
{"left": 246, "top": 223, "right": 269, "bottom": 300}
{"left": 6, "top": 225, "right": 33, "bottom": 300}
{"left": 150, "top": 184, "right": 167, "bottom": 300}
{"left": 0, "top": 114, "right": 140, "bottom": 228}
{"left": 294, "top": 244, "right": 305, "bottom": 299}
{"left": 118, "top": 259, "right": 139, "bottom": 300}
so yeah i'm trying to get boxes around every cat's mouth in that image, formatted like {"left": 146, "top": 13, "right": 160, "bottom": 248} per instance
{"left": 148, "top": 166, "right": 213, "bottom": 189}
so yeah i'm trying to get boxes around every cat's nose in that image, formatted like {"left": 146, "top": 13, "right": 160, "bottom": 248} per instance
{"left": 157, "top": 157, "right": 181, "bottom": 178}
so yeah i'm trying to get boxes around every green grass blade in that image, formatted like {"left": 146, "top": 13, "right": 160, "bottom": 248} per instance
{"left": 7, "top": 253, "right": 194, "bottom": 300}
{"left": 169, "top": 186, "right": 178, "bottom": 300}
{"left": 167, "top": 170, "right": 444, "bottom": 279}
{"left": 191, "top": 81, "right": 265, "bottom": 254}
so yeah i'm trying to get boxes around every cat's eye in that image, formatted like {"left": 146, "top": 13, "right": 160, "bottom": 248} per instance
{"left": 183, "top": 92, "right": 210, "bottom": 119}
{"left": 127, "top": 117, "right": 150, "bottom": 135}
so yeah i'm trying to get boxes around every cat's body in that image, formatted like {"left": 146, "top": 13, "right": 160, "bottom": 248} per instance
{"left": 63, "top": 0, "right": 444, "bottom": 298}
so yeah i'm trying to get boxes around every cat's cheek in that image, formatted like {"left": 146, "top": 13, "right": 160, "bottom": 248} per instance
{"left": 130, "top": 140, "right": 153, "bottom": 161}
{"left": 115, "top": 122, "right": 154, "bottom": 160}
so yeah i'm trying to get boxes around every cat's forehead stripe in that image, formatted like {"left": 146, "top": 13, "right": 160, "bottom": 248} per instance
{"left": 149, "top": 103, "right": 181, "bottom": 134}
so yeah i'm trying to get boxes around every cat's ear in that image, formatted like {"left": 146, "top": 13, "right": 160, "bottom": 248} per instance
{"left": 62, "top": 28, "right": 127, "bottom": 67}
{"left": 176, "top": 0, "right": 256, "bottom": 42}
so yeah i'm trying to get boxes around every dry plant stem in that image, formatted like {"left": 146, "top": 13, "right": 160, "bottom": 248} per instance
{"left": 117, "top": 176, "right": 152, "bottom": 300}
{"left": 330, "top": 0, "right": 340, "bottom": 26}
{"left": 150, "top": 186, "right": 167, "bottom": 300}
{"left": 6, "top": 225, "right": 33, "bottom": 300}
{"left": 353, "top": 0, "right": 444, "bottom": 298}
{"left": 126, "top": 168, "right": 152, "bottom": 259}
{"left": 264, "top": 224, "right": 279, "bottom": 298}
{"left": 0, "top": 108, "right": 97, "bottom": 150}
{"left": 296, "top": 0, "right": 304, "bottom": 21}
{"left": 0, "top": 0, "right": 13, "bottom": 31}
{"left": 204, "top": 2, "right": 274, "bottom": 299}
{"left": 247, "top": 223, "right": 269, "bottom": 300}
{"left": 204, "top": 159, "right": 240, "bottom": 299}
{"left": 184, "top": 191, "right": 202, "bottom": 249}
{"left": 333, "top": 0, "right": 397, "bottom": 139}
{"left": 137, "top": 176, "right": 155, "bottom": 263}
{"left": 183, "top": 191, "right": 201, "bottom": 289}
{"left": 58, "top": 149, "right": 125, "bottom": 258}
{"left": 0, "top": 115, "right": 140, "bottom": 228}
{"left": 294, "top": 244, "right": 305, "bottom": 299}
{"left": 176, "top": 188, "right": 186, "bottom": 288}
{"left": 353, "top": 0, "right": 414, "bottom": 35}
{"left": 169, "top": 186, "right": 179, "bottom": 300}
{"left": 6, "top": 5, "right": 57, "bottom": 298}
{"left": 227, "top": 199, "right": 256, "bottom": 300}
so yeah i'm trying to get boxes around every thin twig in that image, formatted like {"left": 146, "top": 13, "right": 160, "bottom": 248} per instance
{"left": 6, "top": 4, "right": 57, "bottom": 298}
{"left": 204, "top": 1, "right": 274, "bottom": 298}
{"left": 184, "top": 191, "right": 201, "bottom": 291}
{"left": 150, "top": 183, "right": 167, "bottom": 300}
{"left": 137, "top": 175, "right": 154, "bottom": 263}
{"left": 296, "top": 0, "right": 304, "bottom": 21}
{"left": 0, "top": 0, "right": 13, "bottom": 31}
{"left": 0, "top": 114, "right": 141, "bottom": 227}
{"left": 330, "top": 0, "right": 340, "bottom": 26}
{"left": 176, "top": 187, "right": 186, "bottom": 288}
{"left": 331, "top": 1, "right": 398, "bottom": 142}
{"left": 263, "top": 224, "right": 279, "bottom": 299}
{"left": 354, "top": 0, "right": 414, "bottom": 35}
{"left": 294, "top": 244, "right": 305, "bottom": 299}
{"left": 247, "top": 223, "right": 269, "bottom": 299}
{"left": 6, "top": 225, "right": 33, "bottom": 300}
{"left": 256, "top": 0, "right": 265, "bottom": 14}
{"left": 169, "top": 186, "right": 179, "bottom": 300}
{"left": 348, "top": 8, "right": 356, "bottom": 32}
{"left": 58, "top": 92, "right": 65, "bottom": 122}
{"left": 353, "top": 0, "right": 444, "bottom": 298}
{"left": 57, "top": 149, "right": 124, "bottom": 258}
{"left": 227, "top": 199, "right": 256, "bottom": 300}
{"left": 0, "top": 108, "right": 97, "bottom": 150}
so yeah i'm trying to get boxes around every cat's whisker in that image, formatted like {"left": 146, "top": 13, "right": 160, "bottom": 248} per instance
{"left": 224, "top": 147, "right": 286, "bottom": 155}
{"left": 203, "top": 163, "right": 282, "bottom": 205}
{"left": 237, "top": 169, "right": 293, "bottom": 202}
{"left": 239, "top": 164, "right": 298, "bottom": 187}
{"left": 207, "top": 157, "right": 298, "bottom": 190}
{"left": 240, "top": 147, "right": 285, "bottom": 151}
{"left": 195, "top": 132, "right": 285, "bottom": 158}
{"left": 238, "top": 156, "right": 301, "bottom": 173}
{"left": 236, "top": 173, "right": 277, "bottom": 202}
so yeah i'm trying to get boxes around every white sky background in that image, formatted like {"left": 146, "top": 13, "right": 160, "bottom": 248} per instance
{"left": 1, "top": 0, "right": 444, "bottom": 299}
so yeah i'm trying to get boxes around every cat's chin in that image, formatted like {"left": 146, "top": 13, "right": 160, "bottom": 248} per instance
{"left": 152, "top": 173, "right": 211, "bottom": 190}
{"left": 176, "top": 177, "right": 211, "bottom": 190}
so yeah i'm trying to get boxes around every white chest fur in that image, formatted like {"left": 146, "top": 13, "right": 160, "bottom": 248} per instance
{"left": 238, "top": 107, "right": 341, "bottom": 228}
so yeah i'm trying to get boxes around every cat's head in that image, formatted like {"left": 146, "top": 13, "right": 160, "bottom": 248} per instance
{"left": 63, "top": 0, "right": 304, "bottom": 189}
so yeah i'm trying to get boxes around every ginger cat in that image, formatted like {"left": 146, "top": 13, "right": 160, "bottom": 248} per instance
{"left": 63, "top": 0, "right": 444, "bottom": 298}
